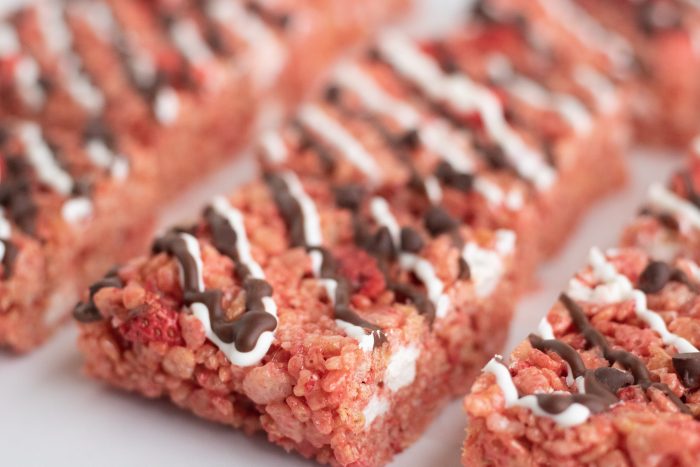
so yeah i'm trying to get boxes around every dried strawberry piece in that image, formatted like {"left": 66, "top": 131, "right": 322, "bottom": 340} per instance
{"left": 118, "top": 296, "right": 183, "bottom": 345}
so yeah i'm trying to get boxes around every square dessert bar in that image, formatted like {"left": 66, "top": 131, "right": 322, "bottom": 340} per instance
{"left": 464, "top": 247, "right": 700, "bottom": 465}
{"left": 75, "top": 170, "right": 519, "bottom": 465}
{"left": 0, "top": 0, "right": 407, "bottom": 195}
{"left": 259, "top": 28, "right": 628, "bottom": 285}
{"left": 621, "top": 152, "right": 700, "bottom": 264}
{"left": 479, "top": 0, "right": 700, "bottom": 147}
{"left": 0, "top": 118, "right": 156, "bottom": 351}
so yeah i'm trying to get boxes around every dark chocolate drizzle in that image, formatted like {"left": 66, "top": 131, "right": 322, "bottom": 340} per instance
{"left": 245, "top": 2, "right": 291, "bottom": 30}
{"left": 638, "top": 260, "right": 698, "bottom": 294}
{"left": 265, "top": 173, "right": 386, "bottom": 347}
{"left": 560, "top": 293, "right": 691, "bottom": 414}
{"left": 0, "top": 154, "right": 38, "bottom": 236}
{"left": 155, "top": 226, "right": 277, "bottom": 353}
{"left": 672, "top": 352, "right": 700, "bottom": 390}
{"left": 637, "top": 2, "right": 683, "bottom": 36}
{"left": 73, "top": 267, "right": 123, "bottom": 323}
{"left": 0, "top": 239, "right": 18, "bottom": 280}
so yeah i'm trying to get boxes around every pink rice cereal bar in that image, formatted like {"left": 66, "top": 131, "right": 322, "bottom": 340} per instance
{"left": 74, "top": 165, "right": 519, "bottom": 465}
{"left": 464, "top": 247, "right": 700, "bottom": 465}
{"left": 621, "top": 148, "right": 700, "bottom": 264}
{"left": 258, "top": 28, "right": 628, "bottom": 287}
{"left": 0, "top": 118, "right": 156, "bottom": 352}
{"left": 478, "top": 0, "right": 700, "bottom": 147}
{"left": 0, "top": 0, "right": 407, "bottom": 195}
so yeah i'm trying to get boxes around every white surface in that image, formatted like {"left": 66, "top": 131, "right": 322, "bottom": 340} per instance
{"left": 0, "top": 0, "right": 683, "bottom": 466}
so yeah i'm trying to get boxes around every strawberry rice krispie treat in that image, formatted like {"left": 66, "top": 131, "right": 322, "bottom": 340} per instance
{"left": 0, "top": 118, "right": 156, "bottom": 352}
{"left": 75, "top": 169, "right": 519, "bottom": 465}
{"left": 259, "top": 28, "right": 629, "bottom": 287}
{"left": 621, "top": 148, "right": 700, "bottom": 264}
{"left": 478, "top": 0, "right": 700, "bottom": 147}
{"left": 0, "top": 0, "right": 407, "bottom": 195}
{"left": 464, "top": 247, "right": 700, "bottom": 465}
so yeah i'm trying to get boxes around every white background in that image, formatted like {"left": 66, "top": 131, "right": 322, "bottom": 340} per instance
{"left": 0, "top": 0, "right": 684, "bottom": 465}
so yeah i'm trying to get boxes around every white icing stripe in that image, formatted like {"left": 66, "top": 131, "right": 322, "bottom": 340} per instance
{"left": 0, "top": 21, "right": 46, "bottom": 111}
{"left": 19, "top": 123, "right": 71, "bottom": 193}
{"left": 188, "top": 199, "right": 278, "bottom": 367}
{"left": 0, "top": 209, "right": 11, "bottom": 264}
{"left": 335, "top": 63, "right": 526, "bottom": 211}
{"left": 85, "top": 139, "right": 129, "bottom": 181}
{"left": 154, "top": 87, "right": 180, "bottom": 125}
{"left": 260, "top": 130, "right": 289, "bottom": 163}
{"left": 461, "top": 229, "right": 515, "bottom": 298}
{"left": 180, "top": 233, "right": 206, "bottom": 292}
{"left": 299, "top": 104, "right": 383, "bottom": 185}
{"left": 378, "top": 32, "right": 555, "bottom": 190}
{"left": 280, "top": 172, "right": 323, "bottom": 248}
{"left": 170, "top": 18, "right": 214, "bottom": 65}
{"left": 20, "top": 124, "right": 94, "bottom": 225}
{"left": 369, "top": 197, "right": 450, "bottom": 318}
{"left": 483, "top": 357, "right": 592, "bottom": 428}
{"left": 648, "top": 183, "right": 700, "bottom": 231}
{"left": 37, "top": 3, "right": 104, "bottom": 114}
{"left": 280, "top": 172, "right": 376, "bottom": 350}
{"left": 334, "top": 63, "right": 421, "bottom": 129}
{"left": 567, "top": 247, "right": 698, "bottom": 353}
{"left": 538, "top": 0, "right": 634, "bottom": 71}
{"left": 573, "top": 65, "right": 619, "bottom": 115}
{"left": 206, "top": 0, "right": 286, "bottom": 88}
{"left": 487, "top": 55, "right": 592, "bottom": 134}
{"left": 210, "top": 196, "right": 266, "bottom": 280}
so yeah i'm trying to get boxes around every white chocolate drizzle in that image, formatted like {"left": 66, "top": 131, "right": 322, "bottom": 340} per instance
{"left": 334, "top": 63, "right": 522, "bottom": 211}
{"left": 461, "top": 229, "right": 516, "bottom": 298}
{"left": 280, "top": 172, "right": 376, "bottom": 351}
{"left": 0, "top": 21, "right": 46, "bottom": 111}
{"left": 487, "top": 54, "right": 592, "bottom": 134}
{"left": 37, "top": 3, "right": 104, "bottom": 114}
{"left": 377, "top": 32, "right": 555, "bottom": 190}
{"left": 18, "top": 123, "right": 93, "bottom": 223}
{"left": 567, "top": 247, "right": 698, "bottom": 353}
{"left": 369, "top": 197, "right": 450, "bottom": 318}
{"left": 0, "top": 209, "right": 11, "bottom": 264}
{"left": 205, "top": 0, "right": 286, "bottom": 89}
{"left": 483, "top": 356, "right": 592, "bottom": 428}
{"left": 298, "top": 104, "right": 383, "bottom": 185}
{"left": 538, "top": 0, "right": 634, "bottom": 72}
{"left": 188, "top": 199, "right": 278, "bottom": 366}
{"left": 647, "top": 182, "right": 700, "bottom": 231}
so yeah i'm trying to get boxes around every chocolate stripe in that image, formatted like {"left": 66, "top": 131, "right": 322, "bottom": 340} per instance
{"left": 265, "top": 173, "right": 386, "bottom": 346}
{"left": 73, "top": 268, "right": 123, "bottom": 323}
{"left": 560, "top": 293, "right": 691, "bottom": 414}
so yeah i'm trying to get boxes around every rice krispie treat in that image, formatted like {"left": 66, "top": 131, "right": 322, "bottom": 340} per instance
{"left": 478, "top": 0, "right": 700, "bottom": 147}
{"left": 75, "top": 170, "right": 519, "bottom": 465}
{"left": 621, "top": 150, "right": 700, "bottom": 264}
{"left": 0, "top": 0, "right": 407, "bottom": 195}
{"left": 0, "top": 118, "right": 156, "bottom": 352}
{"left": 259, "top": 28, "right": 629, "bottom": 286}
{"left": 464, "top": 247, "right": 700, "bottom": 465}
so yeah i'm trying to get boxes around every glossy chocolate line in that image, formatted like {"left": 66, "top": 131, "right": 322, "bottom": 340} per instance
{"left": 0, "top": 239, "right": 18, "bottom": 280}
{"left": 337, "top": 187, "right": 438, "bottom": 323}
{"left": 155, "top": 228, "right": 276, "bottom": 353}
{"left": 325, "top": 88, "right": 465, "bottom": 251}
{"left": 73, "top": 268, "right": 123, "bottom": 323}
{"left": 528, "top": 333, "right": 586, "bottom": 377}
{"left": 638, "top": 260, "right": 698, "bottom": 294}
{"left": 244, "top": 1, "right": 290, "bottom": 30}
{"left": 560, "top": 293, "right": 691, "bottom": 414}
{"left": 265, "top": 173, "right": 386, "bottom": 346}
{"left": 0, "top": 155, "right": 39, "bottom": 236}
